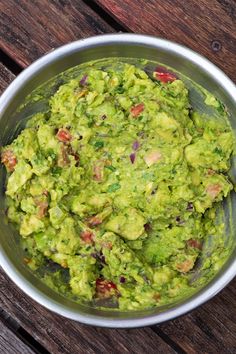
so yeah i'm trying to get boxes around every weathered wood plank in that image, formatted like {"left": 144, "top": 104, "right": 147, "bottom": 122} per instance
{"left": 0, "top": 268, "right": 175, "bottom": 354}
{"left": 94, "top": 0, "right": 236, "bottom": 82}
{"left": 0, "top": 317, "right": 35, "bottom": 354}
{"left": 0, "top": 62, "right": 15, "bottom": 92}
{"left": 0, "top": 0, "right": 115, "bottom": 68}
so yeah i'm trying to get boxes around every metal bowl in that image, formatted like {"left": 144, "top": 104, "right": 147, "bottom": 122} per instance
{"left": 1, "top": 34, "right": 236, "bottom": 328}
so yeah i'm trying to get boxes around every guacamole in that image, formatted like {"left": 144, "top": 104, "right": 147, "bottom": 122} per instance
{"left": 1, "top": 61, "right": 235, "bottom": 310}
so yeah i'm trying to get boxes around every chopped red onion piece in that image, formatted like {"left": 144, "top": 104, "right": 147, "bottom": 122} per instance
{"left": 186, "top": 202, "right": 194, "bottom": 211}
{"left": 79, "top": 74, "right": 88, "bottom": 86}
{"left": 91, "top": 251, "right": 106, "bottom": 264}
{"left": 176, "top": 216, "right": 185, "bottom": 225}
{"left": 144, "top": 223, "right": 152, "bottom": 232}
{"left": 132, "top": 140, "right": 140, "bottom": 151}
{"left": 120, "top": 276, "right": 126, "bottom": 283}
{"left": 130, "top": 153, "right": 136, "bottom": 164}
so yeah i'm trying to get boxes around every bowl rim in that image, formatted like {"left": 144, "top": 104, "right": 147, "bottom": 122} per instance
{"left": 1, "top": 33, "right": 236, "bottom": 328}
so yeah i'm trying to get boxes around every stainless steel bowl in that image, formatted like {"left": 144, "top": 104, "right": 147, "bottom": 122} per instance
{"left": 1, "top": 34, "right": 236, "bottom": 328}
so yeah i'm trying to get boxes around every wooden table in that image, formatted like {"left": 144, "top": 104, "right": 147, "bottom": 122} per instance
{"left": 0, "top": 1, "right": 236, "bottom": 353}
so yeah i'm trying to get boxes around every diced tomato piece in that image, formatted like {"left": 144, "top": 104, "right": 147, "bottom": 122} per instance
{"left": 1, "top": 150, "right": 17, "bottom": 171}
{"left": 93, "top": 162, "right": 104, "bottom": 182}
{"left": 34, "top": 198, "right": 48, "bottom": 218}
{"left": 130, "top": 103, "right": 145, "bottom": 117}
{"left": 80, "top": 230, "right": 94, "bottom": 244}
{"left": 154, "top": 71, "right": 177, "bottom": 83}
{"left": 101, "top": 241, "right": 113, "bottom": 250}
{"left": 207, "top": 169, "right": 215, "bottom": 176}
{"left": 95, "top": 278, "right": 118, "bottom": 298}
{"left": 87, "top": 216, "right": 102, "bottom": 227}
{"left": 176, "top": 259, "right": 194, "bottom": 273}
{"left": 144, "top": 150, "right": 162, "bottom": 166}
{"left": 37, "top": 201, "right": 48, "bottom": 218}
{"left": 206, "top": 184, "right": 222, "bottom": 199}
{"left": 154, "top": 66, "right": 177, "bottom": 83}
{"left": 153, "top": 293, "right": 161, "bottom": 302}
{"left": 187, "top": 239, "right": 202, "bottom": 250}
{"left": 56, "top": 128, "right": 72, "bottom": 143}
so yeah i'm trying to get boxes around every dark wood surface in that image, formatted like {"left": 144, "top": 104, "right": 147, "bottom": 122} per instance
{"left": 0, "top": 1, "right": 236, "bottom": 353}
{"left": 0, "top": 0, "right": 115, "bottom": 67}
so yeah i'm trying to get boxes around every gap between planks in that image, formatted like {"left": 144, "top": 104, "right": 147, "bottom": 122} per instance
{"left": 82, "top": 0, "right": 128, "bottom": 32}
{"left": 0, "top": 49, "right": 22, "bottom": 75}
{"left": 0, "top": 308, "right": 50, "bottom": 354}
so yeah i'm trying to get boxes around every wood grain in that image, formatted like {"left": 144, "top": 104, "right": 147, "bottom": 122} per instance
{"left": 0, "top": 62, "right": 15, "bottom": 92}
{"left": 0, "top": 0, "right": 115, "bottom": 68}
{"left": 95, "top": 0, "right": 236, "bottom": 82}
{"left": 0, "top": 317, "right": 34, "bottom": 354}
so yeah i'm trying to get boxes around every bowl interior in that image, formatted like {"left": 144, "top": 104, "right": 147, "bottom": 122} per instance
{"left": 1, "top": 35, "right": 236, "bottom": 326}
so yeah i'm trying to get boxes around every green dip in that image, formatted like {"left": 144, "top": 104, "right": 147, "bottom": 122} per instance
{"left": 1, "top": 61, "right": 235, "bottom": 310}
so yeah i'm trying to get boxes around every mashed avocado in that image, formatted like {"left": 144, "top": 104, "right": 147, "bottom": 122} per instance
{"left": 1, "top": 61, "right": 235, "bottom": 310}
